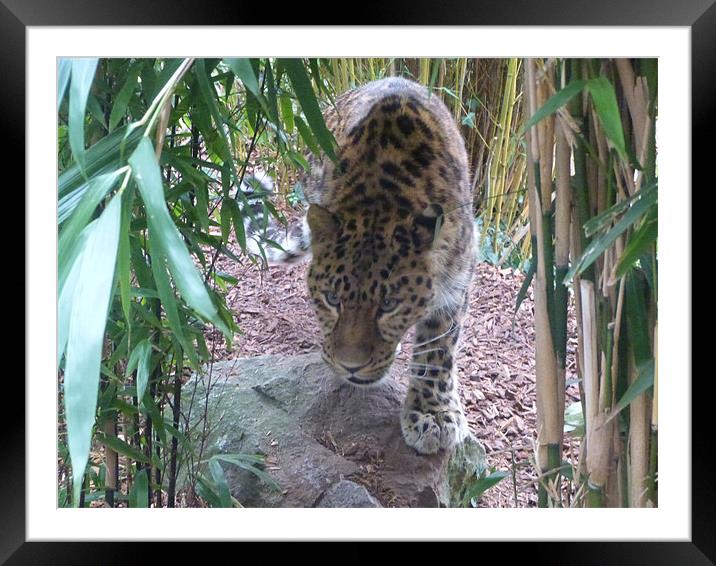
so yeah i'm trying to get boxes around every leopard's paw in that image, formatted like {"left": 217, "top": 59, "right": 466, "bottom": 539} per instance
{"left": 400, "top": 407, "right": 468, "bottom": 455}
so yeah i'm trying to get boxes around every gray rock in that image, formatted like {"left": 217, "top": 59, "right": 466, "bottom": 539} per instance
{"left": 183, "top": 352, "right": 488, "bottom": 507}
{"left": 316, "top": 480, "right": 382, "bottom": 508}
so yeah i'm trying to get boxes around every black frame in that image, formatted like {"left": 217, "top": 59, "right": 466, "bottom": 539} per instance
{"left": 11, "top": 0, "right": 706, "bottom": 561}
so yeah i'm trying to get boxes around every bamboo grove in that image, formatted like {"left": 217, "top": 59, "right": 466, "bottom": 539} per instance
{"left": 522, "top": 58, "right": 657, "bottom": 507}
{"left": 57, "top": 57, "right": 656, "bottom": 508}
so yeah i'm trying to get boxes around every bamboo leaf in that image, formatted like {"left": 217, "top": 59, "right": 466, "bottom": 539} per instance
{"left": 59, "top": 123, "right": 144, "bottom": 200}
{"left": 118, "top": 184, "right": 134, "bottom": 323}
{"left": 294, "top": 115, "right": 320, "bottom": 156}
{"left": 58, "top": 226, "right": 90, "bottom": 369}
{"left": 98, "top": 431, "right": 151, "bottom": 464}
{"left": 64, "top": 193, "right": 121, "bottom": 506}
{"left": 520, "top": 79, "right": 586, "bottom": 136}
{"left": 462, "top": 471, "right": 509, "bottom": 505}
{"left": 564, "top": 183, "right": 657, "bottom": 282}
{"left": 129, "top": 468, "right": 150, "bottom": 507}
{"left": 129, "top": 137, "right": 230, "bottom": 337}
{"left": 280, "top": 95, "right": 294, "bottom": 134}
{"left": 586, "top": 77, "right": 628, "bottom": 162}
{"left": 68, "top": 58, "right": 99, "bottom": 174}
{"left": 280, "top": 58, "right": 338, "bottom": 163}
{"left": 212, "top": 454, "right": 281, "bottom": 492}
{"left": 606, "top": 359, "right": 654, "bottom": 423}
{"left": 126, "top": 340, "right": 153, "bottom": 407}
{"left": 58, "top": 168, "right": 124, "bottom": 271}
{"left": 615, "top": 210, "right": 657, "bottom": 278}
{"left": 58, "top": 58, "right": 72, "bottom": 105}
{"left": 208, "top": 459, "right": 234, "bottom": 508}
{"left": 109, "top": 60, "right": 143, "bottom": 132}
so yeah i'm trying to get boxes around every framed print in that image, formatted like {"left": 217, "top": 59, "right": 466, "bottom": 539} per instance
{"left": 12, "top": 0, "right": 707, "bottom": 561}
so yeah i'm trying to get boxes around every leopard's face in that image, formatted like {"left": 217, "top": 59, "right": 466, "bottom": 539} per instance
{"left": 307, "top": 205, "right": 440, "bottom": 385}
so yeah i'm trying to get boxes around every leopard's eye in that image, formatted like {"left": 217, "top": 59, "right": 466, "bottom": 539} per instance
{"left": 324, "top": 290, "right": 341, "bottom": 307}
{"left": 379, "top": 297, "right": 399, "bottom": 313}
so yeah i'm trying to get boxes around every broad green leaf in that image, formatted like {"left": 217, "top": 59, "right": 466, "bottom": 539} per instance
{"left": 227, "top": 199, "right": 247, "bottom": 253}
{"left": 520, "top": 79, "right": 586, "bottom": 136}
{"left": 147, "top": 232, "right": 196, "bottom": 368}
{"left": 208, "top": 459, "right": 234, "bottom": 508}
{"left": 59, "top": 122, "right": 144, "bottom": 199}
{"left": 64, "top": 193, "right": 121, "bottom": 506}
{"left": 512, "top": 251, "right": 536, "bottom": 331}
{"left": 194, "top": 59, "right": 235, "bottom": 169}
{"left": 280, "top": 58, "right": 338, "bottom": 163}
{"left": 606, "top": 359, "right": 654, "bottom": 423}
{"left": 264, "top": 62, "right": 280, "bottom": 127}
{"left": 294, "top": 115, "right": 320, "bottom": 156}
{"left": 615, "top": 209, "right": 657, "bottom": 278}
{"left": 462, "top": 471, "right": 509, "bottom": 505}
{"left": 68, "top": 58, "right": 99, "bottom": 174}
{"left": 586, "top": 77, "right": 628, "bottom": 162}
{"left": 58, "top": 168, "right": 124, "bottom": 271}
{"left": 280, "top": 95, "right": 294, "bottom": 134}
{"left": 109, "top": 60, "right": 143, "bottom": 132}
{"left": 98, "top": 431, "right": 151, "bottom": 464}
{"left": 195, "top": 473, "right": 221, "bottom": 508}
{"left": 129, "top": 468, "right": 150, "bottom": 508}
{"left": 126, "top": 340, "right": 153, "bottom": 407}
{"left": 117, "top": 184, "right": 134, "bottom": 323}
{"left": 212, "top": 454, "right": 281, "bottom": 492}
{"left": 564, "top": 183, "right": 657, "bottom": 282}
{"left": 129, "top": 137, "right": 230, "bottom": 337}
{"left": 58, "top": 58, "right": 72, "bottom": 105}
{"left": 583, "top": 181, "right": 656, "bottom": 237}
{"left": 58, "top": 226, "right": 90, "bottom": 369}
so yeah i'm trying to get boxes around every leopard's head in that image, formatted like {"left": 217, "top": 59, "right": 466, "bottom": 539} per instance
{"left": 306, "top": 202, "right": 443, "bottom": 385}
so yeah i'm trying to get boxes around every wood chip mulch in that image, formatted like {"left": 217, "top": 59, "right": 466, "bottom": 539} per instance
{"left": 204, "top": 231, "right": 581, "bottom": 508}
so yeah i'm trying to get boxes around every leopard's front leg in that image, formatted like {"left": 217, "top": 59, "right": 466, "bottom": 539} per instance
{"left": 401, "top": 300, "right": 469, "bottom": 454}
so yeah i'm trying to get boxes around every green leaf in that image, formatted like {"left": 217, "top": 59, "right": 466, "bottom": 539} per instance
{"left": 58, "top": 226, "right": 90, "bottom": 369}
{"left": 280, "top": 58, "right": 338, "bottom": 163}
{"left": 520, "top": 79, "right": 586, "bottom": 136}
{"left": 294, "top": 115, "right": 320, "bottom": 156}
{"left": 194, "top": 61, "right": 232, "bottom": 162}
{"left": 68, "top": 58, "right": 99, "bottom": 174}
{"left": 129, "top": 468, "right": 150, "bottom": 508}
{"left": 583, "top": 181, "right": 656, "bottom": 237}
{"left": 615, "top": 209, "right": 657, "bottom": 278}
{"left": 564, "top": 183, "right": 657, "bottom": 283}
{"left": 280, "top": 95, "right": 294, "bottom": 134}
{"left": 98, "top": 431, "right": 151, "bottom": 464}
{"left": 208, "top": 459, "right": 234, "bottom": 508}
{"left": 586, "top": 77, "right": 628, "bottom": 162}
{"left": 58, "top": 58, "right": 72, "bottom": 105}
{"left": 129, "top": 137, "right": 230, "bottom": 337}
{"left": 227, "top": 199, "right": 247, "bottom": 253}
{"left": 63, "top": 193, "right": 121, "bottom": 506}
{"left": 59, "top": 122, "right": 144, "bottom": 200}
{"left": 58, "top": 169, "right": 124, "bottom": 274}
{"left": 118, "top": 184, "right": 134, "bottom": 323}
{"left": 212, "top": 454, "right": 281, "bottom": 492}
{"left": 606, "top": 359, "right": 654, "bottom": 423}
{"left": 462, "top": 471, "right": 509, "bottom": 505}
{"left": 512, "top": 252, "right": 536, "bottom": 332}
{"left": 126, "top": 340, "right": 153, "bottom": 408}
{"left": 109, "top": 60, "right": 143, "bottom": 132}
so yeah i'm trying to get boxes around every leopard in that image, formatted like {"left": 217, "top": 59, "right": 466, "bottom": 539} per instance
{"left": 257, "top": 77, "right": 476, "bottom": 455}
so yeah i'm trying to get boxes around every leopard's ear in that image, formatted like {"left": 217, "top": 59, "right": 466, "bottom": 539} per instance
{"left": 307, "top": 204, "right": 340, "bottom": 241}
{"left": 412, "top": 204, "right": 444, "bottom": 250}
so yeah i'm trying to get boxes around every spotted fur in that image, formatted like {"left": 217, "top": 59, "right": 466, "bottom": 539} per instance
{"left": 278, "top": 78, "right": 476, "bottom": 454}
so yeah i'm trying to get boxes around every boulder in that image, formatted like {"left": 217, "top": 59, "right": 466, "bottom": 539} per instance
{"left": 183, "top": 352, "right": 488, "bottom": 507}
